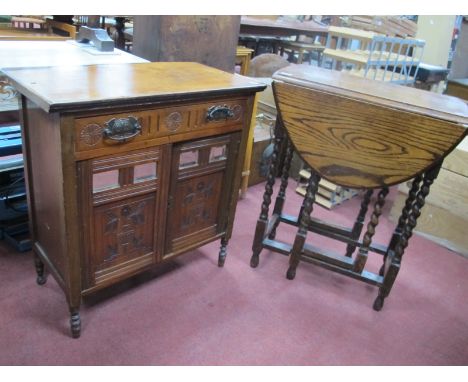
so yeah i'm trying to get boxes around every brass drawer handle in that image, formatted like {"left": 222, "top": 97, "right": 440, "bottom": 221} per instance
{"left": 206, "top": 105, "right": 234, "bottom": 122}
{"left": 103, "top": 116, "right": 142, "bottom": 143}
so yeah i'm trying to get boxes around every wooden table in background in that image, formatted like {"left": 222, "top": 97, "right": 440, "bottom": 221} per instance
{"left": 0, "top": 40, "right": 147, "bottom": 123}
{"left": 240, "top": 16, "right": 328, "bottom": 40}
{"left": 239, "top": 16, "right": 328, "bottom": 61}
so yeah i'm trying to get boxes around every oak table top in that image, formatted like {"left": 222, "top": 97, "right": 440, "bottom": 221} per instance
{"left": 272, "top": 65, "right": 467, "bottom": 189}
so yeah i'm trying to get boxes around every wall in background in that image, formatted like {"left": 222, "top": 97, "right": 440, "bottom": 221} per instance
{"left": 416, "top": 15, "right": 456, "bottom": 68}
{"left": 450, "top": 17, "right": 468, "bottom": 79}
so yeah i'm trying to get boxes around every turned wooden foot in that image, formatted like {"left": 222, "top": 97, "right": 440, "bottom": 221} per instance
{"left": 373, "top": 295, "right": 385, "bottom": 311}
{"left": 250, "top": 252, "right": 260, "bottom": 268}
{"left": 286, "top": 266, "right": 296, "bottom": 280}
{"left": 217, "top": 238, "right": 228, "bottom": 267}
{"left": 70, "top": 309, "right": 81, "bottom": 338}
{"left": 34, "top": 255, "right": 47, "bottom": 285}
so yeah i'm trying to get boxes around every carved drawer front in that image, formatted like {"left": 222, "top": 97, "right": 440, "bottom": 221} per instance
{"left": 75, "top": 110, "right": 154, "bottom": 153}
{"left": 156, "top": 104, "right": 192, "bottom": 136}
{"left": 197, "top": 99, "right": 244, "bottom": 129}
{"left": 81, "top": 146, "right": 165, "bottom": 288}
{"left": 155, "top": 99, "right": 245, "bottom": 136}
{"left": 165, "top": 132, "right": 241, "bottom": 257}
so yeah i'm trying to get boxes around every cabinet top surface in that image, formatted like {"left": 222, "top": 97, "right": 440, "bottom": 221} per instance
{"left": 4, "top": 61, "right": 266, "bottom": 113}
{"left": 273, "top": 65, "right": 468, "bottom": 126}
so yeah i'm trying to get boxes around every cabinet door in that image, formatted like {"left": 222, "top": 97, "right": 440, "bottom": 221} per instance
{"left": 79, "top": 146, "right": 168, "bottom": 289}
{"left": 164, "top": 132, "right": 240, "bottom": 257}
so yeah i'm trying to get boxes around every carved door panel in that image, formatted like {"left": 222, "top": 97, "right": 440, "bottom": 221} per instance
{"left": 92, "top": 194, "right": 155, "bottom": 285}
{"left": 80, "top": 146, "right": 168, "bottom": 288}
{"left": 165, "top": 132, "right": 240, "bottom": 257}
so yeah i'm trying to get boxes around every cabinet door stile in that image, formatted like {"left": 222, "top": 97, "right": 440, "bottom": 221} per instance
{"left": 77, "top": 159, "right": 96, "bottom": 290}
{"left": 155, "top": 144, "right": 172, "bottom": 263}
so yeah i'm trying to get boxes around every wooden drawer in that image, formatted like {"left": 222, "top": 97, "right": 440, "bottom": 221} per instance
{"left": 74, "top": 99, "right": 245, "bottom": 158}
{"left": 75, "top": 110, "right": 154, "bottom": 153}
{"left": 155, "top": 98, "right": 246, "bottom": 136}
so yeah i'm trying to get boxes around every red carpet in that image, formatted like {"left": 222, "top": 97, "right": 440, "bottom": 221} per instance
{"left": 0, "top": 182, "right": 467, "bottom": 365}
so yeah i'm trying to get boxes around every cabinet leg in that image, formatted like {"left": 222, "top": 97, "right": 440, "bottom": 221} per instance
{"left": 34, "top": 253, "right": 47, "bottom": 285}
{"left": 217, "top": 237, "right": 228, "bottom": 267}
{"left": 70, "top": 307, "right": 81, "bottom": 338}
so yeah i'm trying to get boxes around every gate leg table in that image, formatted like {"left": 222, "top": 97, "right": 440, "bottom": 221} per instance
{"left": 250, "top": 65, "right": 467, "bottom": 310}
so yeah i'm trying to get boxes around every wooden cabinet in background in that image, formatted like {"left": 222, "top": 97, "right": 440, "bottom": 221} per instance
{"left": 133, "top": 16, "right": 241, "bottom": 72}
{"left": 5, "top": 62, "right": 265, "bottom": 338}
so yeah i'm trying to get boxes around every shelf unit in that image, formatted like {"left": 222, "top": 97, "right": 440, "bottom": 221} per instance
{"left": 322, "top": 26, "right": 425, "bottom": 85}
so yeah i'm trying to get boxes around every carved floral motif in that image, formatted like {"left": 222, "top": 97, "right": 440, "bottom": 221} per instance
{"left": 180, "top": 180, "right": 215, "bottom": 230}
{"left": 165, "top": 111, "right": 183, "bottom": 132}
{"left": 231, "top": 104, "right": 242, "bottom": 120}
{"left": 80, "top": 124, "right": 103, "bottom": 146}
{"left": 102, "top": 201, "right": 148, "bottom": 263}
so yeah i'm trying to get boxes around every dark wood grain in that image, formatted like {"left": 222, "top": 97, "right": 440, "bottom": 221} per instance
{"left": 273, "top": 65, "right": 467, "bottom": 124}
{"left": 274, "top": 81, "right": 467, "bottom": 188}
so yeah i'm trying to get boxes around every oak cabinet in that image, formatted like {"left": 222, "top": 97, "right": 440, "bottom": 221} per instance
{"left": 4, "top": 62, "right": 265, "bottom": 338}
